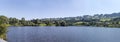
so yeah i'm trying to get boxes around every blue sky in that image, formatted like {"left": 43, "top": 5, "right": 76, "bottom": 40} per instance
{"left": 0, "top": 0, "right": 120, "bottom": 19}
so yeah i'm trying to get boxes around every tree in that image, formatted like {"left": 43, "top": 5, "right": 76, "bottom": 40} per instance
{"left": 33, "top": 19, "right": 40, "bottom": 24}
{"left": 0, "top": 15, "right": 8, "bottom": 40}
{"left": 20, "top": 17, "right": 26, "bottom": 26}
{"left": 0, "top": 16, "right": 9, "bottom": 24}
{"left": 60, "top": 21, "right": 67, "bottom": 26}
{"left": 54, "top": 21, "right": 60, "bottom": 26}
{"left": 9, "top": 18, "right": 19, "bottom": 26}
{"left": 44, "top": 20, "right": 51, "bottom": 26}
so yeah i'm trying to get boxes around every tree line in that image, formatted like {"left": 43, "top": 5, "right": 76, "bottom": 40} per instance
{"left": 1, "top": 12, "right": 120, "bottom": 27}
{"left": 5, "top": 16, "right": 67, "bottom": 26}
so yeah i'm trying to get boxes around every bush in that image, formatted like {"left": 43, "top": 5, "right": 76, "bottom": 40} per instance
{"left": 0, "top": 24, "right": 8, "bottom": 40}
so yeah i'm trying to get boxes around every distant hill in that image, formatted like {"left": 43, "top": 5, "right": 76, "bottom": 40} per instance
{"left": 38, "top": 12, "right": 120, "bottom": 27}
{"left": 41, "top": 12, "right": 120, "bottom": 21}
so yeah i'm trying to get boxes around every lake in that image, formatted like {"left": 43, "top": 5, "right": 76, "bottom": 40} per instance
{"left": 7, "top": 26, "right": 120, "bottom": 42}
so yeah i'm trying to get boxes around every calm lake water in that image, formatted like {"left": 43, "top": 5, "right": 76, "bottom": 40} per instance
{"left": 7, "top": 26, "right": 120, "bottom": 42}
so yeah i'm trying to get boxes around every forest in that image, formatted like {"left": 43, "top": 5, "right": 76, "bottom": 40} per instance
{"left": 1, "top": 12, "right": 120, "bottom": 27}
